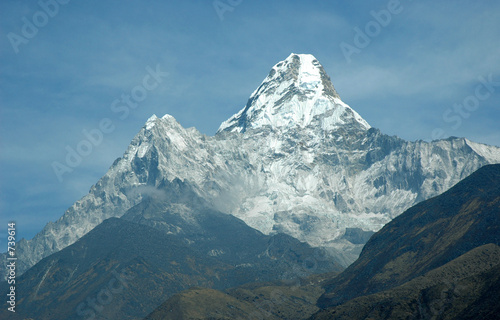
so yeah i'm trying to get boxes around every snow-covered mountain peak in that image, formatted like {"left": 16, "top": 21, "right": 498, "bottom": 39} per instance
{"left": 143, "top": 113, "right": 184, "bottom": 132}
{"left": 7, "top": 54, "right": 500, "bottom": 278}
{"left": 217, "top": 53, "right": 370, "bottom": 134}
{"left": 268, "top": 53, "right": 332, "bottom": 95}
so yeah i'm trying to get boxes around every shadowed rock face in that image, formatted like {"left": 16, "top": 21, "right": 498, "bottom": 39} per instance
{"left": 315, "top": 164, "right": 500, "bottom": 314}
{"left": 0, "top": 178, "right": 342, "bottom": 320}
{"left": 5, "top": 53, "right": 500, "bottom": 279}
{"left": 144, "top": 245, "right": 500, "bottom": 320}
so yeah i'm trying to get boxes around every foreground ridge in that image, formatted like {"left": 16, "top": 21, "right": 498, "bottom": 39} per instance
{"left": 313, "top": 164, "right": 500, "bottom": 319}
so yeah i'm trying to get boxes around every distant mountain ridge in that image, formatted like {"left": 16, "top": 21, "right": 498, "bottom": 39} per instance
{"left": 4, "top": 53, "right": 500, "bottom": 277}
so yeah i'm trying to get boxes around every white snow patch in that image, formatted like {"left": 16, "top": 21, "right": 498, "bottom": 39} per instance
{"left": 146, "top": 114, "right": 158, "bottom": 130}
{"left": 137, "top": 143, "right": 149, "bottom": 158}
{"left": 166, "top": 129, "right": 187, "bottom": 150}
{"left": 466, "top": 139, "right": 500, "bottom": 163}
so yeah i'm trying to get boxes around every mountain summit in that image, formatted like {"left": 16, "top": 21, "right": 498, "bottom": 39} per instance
{"left": 5, "top": 54, "right": 500, "bottom": 277}
{"left": 217, "top": 53, "right": 370, "bottom": 134}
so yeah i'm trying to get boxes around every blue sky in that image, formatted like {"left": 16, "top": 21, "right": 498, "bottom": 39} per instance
{"left": 1, "top": 0, "right": 499, "bottom": 248}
